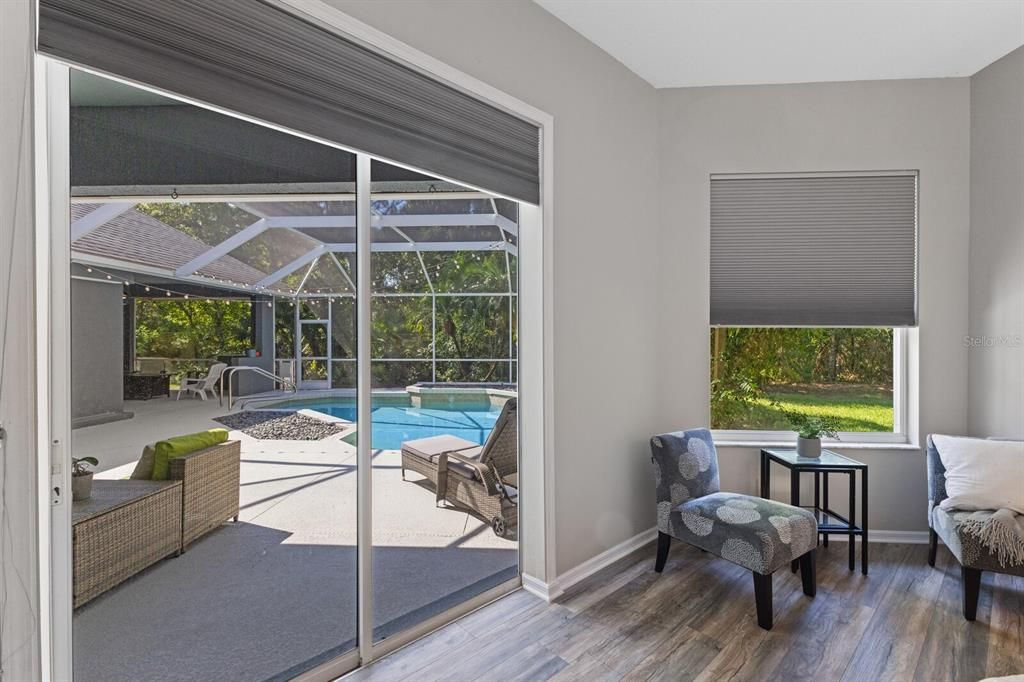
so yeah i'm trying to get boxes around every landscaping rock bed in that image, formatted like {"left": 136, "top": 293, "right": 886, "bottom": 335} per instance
{"left": 215, "top": 411, "right": 346, "bottom": 441}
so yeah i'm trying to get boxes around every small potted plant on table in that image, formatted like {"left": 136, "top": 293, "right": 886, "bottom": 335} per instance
{"left": 785, "top": 411, "right": 841, "bottom": 458}
{"left": 72, "top": 456, "right": 99, "bottom": 501}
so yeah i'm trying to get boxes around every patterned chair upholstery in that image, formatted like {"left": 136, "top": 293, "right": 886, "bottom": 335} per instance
{"left": 650, "top": 428, "right": 818, "bottom": 629}
{"left": 926, "top": 436, "right": 1024, "bottom": 619}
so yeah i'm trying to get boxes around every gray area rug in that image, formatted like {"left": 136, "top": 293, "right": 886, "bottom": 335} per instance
{"left": 215, "top": 411, "right": 345, "bottom": 440}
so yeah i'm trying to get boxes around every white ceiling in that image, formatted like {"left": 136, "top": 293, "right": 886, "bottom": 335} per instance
{"left": 534, "top": 0, "right": 1024, "bottom": 89}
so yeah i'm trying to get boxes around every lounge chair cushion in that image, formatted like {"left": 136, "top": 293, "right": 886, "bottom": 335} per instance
{"left": 442, "top": 446, "right": 485, "bottom": 480}
{"left": 152, "top": 429, "right": 229, "bottom": 480}
{"left": 667, "top": 492, "right": 818, "bottom": 575}
{"left": 402, "top": 435, "right": 478, "bottom": 463}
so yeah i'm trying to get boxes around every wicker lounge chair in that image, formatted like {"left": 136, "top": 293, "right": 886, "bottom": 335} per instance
{"left": 401, "top": 398, "right": 518, "bottom": 537}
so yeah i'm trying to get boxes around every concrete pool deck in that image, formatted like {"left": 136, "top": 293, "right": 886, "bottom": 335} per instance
{"left": 73, "top": 396, "right": 517, "bottom": 681}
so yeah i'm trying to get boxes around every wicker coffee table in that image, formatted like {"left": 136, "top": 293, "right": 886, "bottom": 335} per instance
{"left": 72, "top": 480, "right": 182, "bottom": 608}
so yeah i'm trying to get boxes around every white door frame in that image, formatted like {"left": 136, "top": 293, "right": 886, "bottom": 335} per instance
{"left": 35, "top": 2, "right": 555, "bottom": 678}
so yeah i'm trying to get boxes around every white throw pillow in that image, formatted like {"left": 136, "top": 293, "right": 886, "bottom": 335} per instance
{"left": 933, "top": 435, "right": 1024, "bottom": 514}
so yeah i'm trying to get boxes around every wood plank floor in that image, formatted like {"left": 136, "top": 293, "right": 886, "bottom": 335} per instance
{"left": 346, "top": 542, "right": 1024, "bottom": 682}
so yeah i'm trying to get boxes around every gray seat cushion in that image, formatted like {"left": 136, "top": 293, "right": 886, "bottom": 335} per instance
{"left": 442, "top": 446, "right": 485, "bottom": 480}
{"left": 932, "top": 507, "right": 1024, "bottom": 576}
{"left": 666, "top": 492, "right": 818, "bottom": 574}
{"left": 402, "top": 435, "right": 478, "bottom": 463}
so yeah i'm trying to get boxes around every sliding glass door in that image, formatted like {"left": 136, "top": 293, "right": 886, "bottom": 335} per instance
{"left": 60, "top": 65, "right": 520, "bottom": 681}
{"left": 369, "top": 161, "right": 520, "bottom": 644}
{"left": 66, "top": 68, "right": 362, "bottom": 681}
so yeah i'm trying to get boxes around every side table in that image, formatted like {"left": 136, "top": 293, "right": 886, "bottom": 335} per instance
{"left": 760, "top": 448, "right": 869, "bottom": 575}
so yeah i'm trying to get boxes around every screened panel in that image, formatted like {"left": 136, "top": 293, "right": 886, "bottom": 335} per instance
{"left": 371, "top": 297, "right": 432, "bottom": 359}
{"left": 422, "top": 252, "right": 510, "bottom": 293}
{"left": 300, "top": 324, "right": 328, "bottom": 358}
{"left": 398, "top": 225, "right": 504, "bottom": 243}
{"left": 299, "top": 299, "right": 329, "bottom": 320}
{"left": 370, "top": 226, "right": 409, "bottom": 244}
{"left": 331, "top": 298, "right": 356, "bottom": 359}
{"left": 293, "top": 256, "right": 354, "bottom": 296}
{"left": 508, "top": 255, "right": 518, "bottom": 293}
{"left": 372, "top": 198, "right": 493, "bottom": 215}
{"left": 372, "top": 253, "right": 430, "bottom": 293}
{"left": 136, "top": 202, "right": 262, "bottom": 246}
{"left": 226, "top": 229, "right": 320, "bottom": 278}
{"left": 435, "top": 361, "right": 513, "bottom": 384}
{"left": 274, "top": 300, "right": 295, "bottom": 358}
{"left": 301, "top": 359, "right": 328, "bottom": 380}
{"left": 434, "top": 296, "right": 510, "bottom": 359}
{"left": 494, "top": 198, "right": 518, "bottom": 223}
{"left": 331, "top": 360, "right": 356, "bottom": 389}
{"left": 372, "top": 361, "right": 433, "bottom": 388}
{"left": 710, "top": 173, "right": 918, "bottom": 326}
{"left": 243, "top": 200, "right": 356, "bottom": 218}
{"left": 296, "top": 227, "right": 356, "bottom": 244}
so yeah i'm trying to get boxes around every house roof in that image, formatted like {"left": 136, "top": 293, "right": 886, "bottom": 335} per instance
{"left": 71, "top": 204, "right": 269, "bottom": 286}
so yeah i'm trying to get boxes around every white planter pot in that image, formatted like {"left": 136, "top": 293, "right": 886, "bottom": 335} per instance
{"left": 796, "top": 437, "right": 821, "bottom": 458}
{"left": 72, "top": 473, "right": 94, "bottom": 501}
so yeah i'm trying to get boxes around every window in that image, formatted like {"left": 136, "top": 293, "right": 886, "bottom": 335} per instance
{"left": 710, "top": 327, "right": 906, "bottom": 441}
{"left": 708, "top": 171, "right": 916, "bottom": 443}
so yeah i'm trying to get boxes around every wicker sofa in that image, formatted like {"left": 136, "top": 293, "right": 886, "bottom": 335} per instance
{"left": 169, "top": 440, "right": 241, "bottom": 549}
{"left": 72, "top": 440, "right": 241, "bottom": 607}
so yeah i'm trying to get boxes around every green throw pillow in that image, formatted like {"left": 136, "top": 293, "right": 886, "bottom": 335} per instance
{"left": 151, "top": 429, "right": 229, "bottom": 481}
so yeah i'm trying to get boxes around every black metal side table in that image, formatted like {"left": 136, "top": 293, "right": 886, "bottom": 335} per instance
{"left": 760, "top": 448, "right": 869, "bottom": 575}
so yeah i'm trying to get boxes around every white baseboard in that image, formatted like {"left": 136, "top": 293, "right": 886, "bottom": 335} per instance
{"left": 523, "top": 528, "right": 657, "bottom": 602}
{"left": 522, "top": 526, "right": 930, "bottom": 602}
{"left": 521, "top": 573, "right": 558, "bottom": 602}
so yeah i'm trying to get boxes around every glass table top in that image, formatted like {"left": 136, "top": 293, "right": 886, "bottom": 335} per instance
{"left": 762, "top": 448, "right": 865, "bottom": 468}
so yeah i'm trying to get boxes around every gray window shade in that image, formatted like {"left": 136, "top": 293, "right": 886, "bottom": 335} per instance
{"left": 710, "top": 174, "right": 918, "bottom": 326}
{"left": 38, "top": 0, "right": 541, "bottom": 204}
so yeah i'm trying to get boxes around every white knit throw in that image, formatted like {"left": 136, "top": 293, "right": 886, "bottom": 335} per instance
{"left": 959, "top": 508, "right": 1024, "bottom": 568}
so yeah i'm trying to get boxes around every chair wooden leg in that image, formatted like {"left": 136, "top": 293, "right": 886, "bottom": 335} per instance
{"left": 962, "top": 566, "right": 981, "bottom": 621}
{"left": 927, "top": 529, "right": 938, "bottom": 567}
{"left": 800, "top": 549, "right": 817, "bottom": 597}
{"left": 655, "top": 532, "right": 671, "bottom": 572}
{"left": 753, "top": 572, "right": 773, "bottom": 630}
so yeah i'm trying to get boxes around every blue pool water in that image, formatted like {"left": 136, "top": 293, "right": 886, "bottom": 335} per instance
{"left": 272, "top": 398, "right": 502, "bottom": 450}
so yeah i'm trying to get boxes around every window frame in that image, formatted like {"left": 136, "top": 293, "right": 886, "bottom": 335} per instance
{"left": 710, "top": 326, "right": 909, "bottom": 445}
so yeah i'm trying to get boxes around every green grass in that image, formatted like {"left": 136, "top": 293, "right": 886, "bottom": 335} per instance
{"left": 718, "top": 383, "right": 894, "bottom": 432}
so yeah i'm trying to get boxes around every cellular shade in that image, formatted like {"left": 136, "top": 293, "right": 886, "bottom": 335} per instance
{"left": 710, "top": 174, "right": 918, "bottom": 326}
{"left": 39, "top": 0, "right": 541, "bottom": 204}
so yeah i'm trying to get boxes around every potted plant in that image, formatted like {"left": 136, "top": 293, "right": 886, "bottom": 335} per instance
{"left": 72, "top": 456, "right": 99, "bottom": 501}
{"left": 784, "top": 411, "right": 841, "bottom": 458}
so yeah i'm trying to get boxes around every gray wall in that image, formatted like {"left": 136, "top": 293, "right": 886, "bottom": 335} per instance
{"left": 328, "top": 0, "right": 663, "bottom": 575}
{"left": 968, "top": 47, "right": 1024, "bottom": 439}
{"left": 0, "top": 0, "right": 41, "bottom": 678}
{"left": 71, "top": 278, "right": 125, "bottom": 424}
{"left": 657, "top": 79, "right": 972, "bottom": 533}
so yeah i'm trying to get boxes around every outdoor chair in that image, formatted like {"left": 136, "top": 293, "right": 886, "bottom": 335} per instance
{"left": 401, "top": 398, "right": 518, "bottom": 537}
{"left": 177, "top": 362, "right": 227, "bottom": 401}
{"left": 650, "top": 428, "right": 818, "bottom": 630}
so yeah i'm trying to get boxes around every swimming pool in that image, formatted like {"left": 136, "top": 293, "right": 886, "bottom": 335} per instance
{"left": 267, "top": 396, "right": 502, "bottom": 450}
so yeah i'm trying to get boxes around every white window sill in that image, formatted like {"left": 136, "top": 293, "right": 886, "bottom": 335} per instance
{"left": 714, "top": 440, "right": 921, "bottom": 451}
